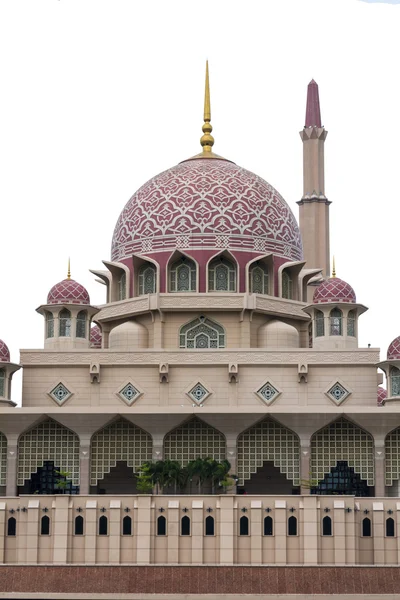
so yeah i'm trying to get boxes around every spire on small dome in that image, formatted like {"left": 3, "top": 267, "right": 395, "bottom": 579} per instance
{"left": 200, "top": 60, "right": 215, "bottom": 153}
{"left": 305, "top": 79, "right": 322, "bottom": 128}
{"left": 332, "top": 256, "right": 336, "bottom": 278}
{"left": 67, "top": 257, "right": 71, "bottom": 280}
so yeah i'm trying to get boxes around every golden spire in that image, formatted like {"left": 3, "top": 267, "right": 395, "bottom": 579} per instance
{"left": 200, "top": 60, "right": 215, "bottom": 153}
{"left": 67, "top": 257, "right": 71, "bottom": 280}
{"left": 332, "top": 256, "right": 336, "bottom": 278}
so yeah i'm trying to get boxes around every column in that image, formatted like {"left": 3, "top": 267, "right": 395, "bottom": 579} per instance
{"left": 6, "top": 435, "right": 18, "bottom": 497}
{"left": 109, "top": 500, "right": 121, "bottom": 564}
{"left": 0, "top": 502, "right": 5, "bottom": 563}
{"left": 26, "top": 499, "right": 40, "bottom": 564}
{"left": 166, "top": 500, "right": 179, "bottom": 564}
{"left": 84, "top": 500, "right": 97, "bottom": 564}
{"left": 374, "top": 440, "right": 386, "bottom": 498}
{"left": 191, "top": 500, "right": 204, "bottom": 564}
{"left": 274, "top": 500, "right": 287, "bottom": 565}
{"left": 333, "top": 500, "right": 346, "bottom": 565}
{"left": 250, "top": 501, "right": 262, "bottom": 564}
{"left": 300, "top": 439, "right": 311, "bottom": 495}
{"left": 302, "top": 496, "right": 318, "bottom": 564}
{"left": 219, "top": 496, "right": 234, "bottom": 564}
{"left": 52, "top": 495, "right": 69, "bottom": 564}
{"left": 226, "top": 440, "right": 237, "bottom": 495}
{"left": 136, "top": 495, "right": 151, "bottom": 564}
{"left": 372, "top": 502, "right": 385, "bottom": 565}
{"left": 79, "top": 437, "right": 91, "bottom": 496}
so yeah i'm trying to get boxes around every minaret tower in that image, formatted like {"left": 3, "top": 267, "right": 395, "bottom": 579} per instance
{"left": 297, "top": 80, "right": 331, "bottom": 277}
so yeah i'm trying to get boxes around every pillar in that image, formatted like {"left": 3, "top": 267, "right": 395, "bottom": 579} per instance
{"left": 372, "top": 502, "right": 385, "bottom": 565}
{"left": 191, "top": 500, "right": 204, "bottom": 564}
{"left": 52, "top": 495, "right": 69, "bottom": 564}
{"left": 26, "top": 499, "right": 40, "bottom": 564}
{"left": 84, "top": 499, "right": 97, "bottom": 564}
{"left": 109, "top": 500, "right": 121, "bottom": 564}
{"left": 300, "top": 439, "right": 312, "bottom": 495}
{"left": 5, "top": 435, "right": 18, "bottom": 497}
{"left": 302, "top": 496, "right": 318, "bottom": 564}
{"left": 374, "top": 440, "right": 386, "bottom": 498}
{"left": 136, "top": 495, "right": 151, "bottom": 564}
{"left": 219, "top": 496, "right": 234, "bottom": 564}
{"left": 166, "top": 499, "right": 179, "bottom": 564}
{"left": 333, "top": 500, "right": 346, "bottom": 565}
{"left": 79, "top": 437, "right": 91, "bottom": 495}
{"left": 250, "top": 500, "right": 262, "bottom": 564}
{"left": 274, "top": 500, "right": 287, "bottom": 565}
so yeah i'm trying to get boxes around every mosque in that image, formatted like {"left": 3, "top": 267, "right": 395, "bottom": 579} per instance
{"left": 1, "top": 64, "right": 400, "bottom": 596}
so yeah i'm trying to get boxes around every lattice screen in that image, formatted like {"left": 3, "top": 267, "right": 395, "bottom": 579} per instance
{"left": 164, "top": 417, "right": 226, "bottom": 466}
{"left": 90, "top": 419, "right": 152, "bottom": 485}
{"left": 17, "top": 419, "right": 80, "bottom": 486}
{"left": 0, "top": 432, "right": 7, "bottom": 486}
{"left": 385, "top": 427, "right": 400, "bottom": 486}
{"left": 311, "top": 418, "right": 374, "bottom": 487}
{"left": 237, "top": 418, "right": 300, "bottom": 486}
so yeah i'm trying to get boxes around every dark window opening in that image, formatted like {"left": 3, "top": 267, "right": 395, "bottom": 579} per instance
{"left": 27, "top": 461, "right": 79, "bottom": 495}
{"left": 123, "top": 515, "right": 132, "bottom": 536}
{"left": 41, "top": 515, "right": 50, "bottom": 535}
{"left": 7, "top": 517, "right": 16, "bottom": 536}
{"left": 239, "top": 515, "right": 249, "bottom": 536}
{"left": 99, "top": 515, "right": 108, "bottom": 536}
{"left": 311, "top": 461, "right": 370, "bottom": 497}
{"left": 181, "top": 515, "right": 190, "bottom": 536}
{"left": 74, "top": 515, "right": 84, "bottom": 535}
{"left": 264, "top": 516, "right": 273, "bottom": 536}
{"left": 362, "top": 517, "right": 371, "bottom": 537}
{"left": 322, "top": 516, "right": 332, "bottom": 536}
{"left": 386, "top": 517, "right": 395, "bottom": 537}
{"left": 288, "top": 516, "right": 297, "bottom": 536}
{"left": 157, "top": 515, "right": 166, "bottom": 536}
{"left": 205, "top": 515, "right": 214, "bottom": 536}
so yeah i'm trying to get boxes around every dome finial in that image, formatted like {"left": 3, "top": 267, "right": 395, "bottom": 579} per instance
{"left": 332, "top": 256, "right": 336, "bottom": 278}
{"left": 67, "top": 257, "right": 71, "bottom": 280}
{"left": 200, "top": 60, "right": 214, "bottom": 153}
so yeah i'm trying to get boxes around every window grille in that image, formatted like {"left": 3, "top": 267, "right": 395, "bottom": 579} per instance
{"left": 17, "top": 419, "right": 80, "bottom": 486}
{"left": 0, "top": 432, "right": 6, "bottom": 486}
{"left": 46, "top": 312, "right": 54, "bottom": 338}
{"left": 316, "top": 310, "right": 324, "bottom": 337}
{"left": 59, "top": 309, "right": 71, "bottom": 337}
{"left": 311, "top": 418, "right": 374, "bottom": 487}
{"left": 90, "top": 419, "right": 152, "bottom": 486}
{"left": 0, "top": 370, "right": 4, "bottom": 398}
{"left": 330, "top": 308, "right": 342, "bottom": 336}
{"left": 138, "top": 264, "right": 156, "bottom": 295}
{"left": 164, "top": 417, "right": 226, "bottom": 467}
{"left": 170, "top": 257, "right": 196, "bottom": 292}
{"left": 264, "top": 516, "right": 273, "bottom": 536}
{"left": 76, "top": 311, "right": 87, "bottom": 338}
{"left": 347, "top": 310, "right": 356, "bottom": 337}
{"left": 391, "top": 368, "right": 400, "bottom": 397}
{"left": 237, "top": 418, "right": 300, "bottom": 487}
{"left": 239, "top": 516, "right": 249, "bottom": 536}
{"left": 179, "top": 316, "right": 225, "bottom": 349}
{"left": 282, "top": 271, "right": 293, "bottom": 299}
{"left": 118, "top": 272, "right": 126, "bottom": 300}
{"left": 384, "top": 427, "right": 400, "bottom": 486}
{"left": 250, "top": 263, "right": 268, "bottom": 294}
{"left": 208, "top": 257, "right": 236, "bottom": 292}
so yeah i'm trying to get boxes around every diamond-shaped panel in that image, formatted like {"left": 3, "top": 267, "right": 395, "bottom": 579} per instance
{"left": 327, "top": 382, "right": 350, "bottom": 405}
{"left": 188, "top": 383, "right": 209, "bottom": 405}
{"left": 257, "top": 382, "right": 279, "bottom": 405}
{"left": 50, "top": 383, "right": 72, "bottom": 405}
{"left": 119, "top": 383, "right": 140, "bottom": 405}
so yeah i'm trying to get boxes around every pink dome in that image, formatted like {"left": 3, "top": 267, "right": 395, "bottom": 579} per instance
{"left": 0, "top": 340, "right": 10, "bottom": 363}
{"left": 47, "top": 279, "right": 90, "bottom": 305}
{"left": 377, "top": 387, "right": 387, "bottom": 407}
{"left": 387, "top": 336, "right": 400, "bottom": 360}
{"left": 111, "top": 158, "right": 303, "bottom": 263}
{"left": 90, "top": 325, "right": 102, "bottom": 348}
{"left": 313, "top": 277, "right": 356, "bottom": 304}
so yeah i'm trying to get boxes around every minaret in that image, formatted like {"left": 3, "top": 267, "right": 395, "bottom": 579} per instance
{"left": 297, "top": 80, "right": 331, "bottom": 277}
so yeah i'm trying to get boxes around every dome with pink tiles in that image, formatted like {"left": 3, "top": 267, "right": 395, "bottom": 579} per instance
{"left": 90, "top": 325, "right": 102, "bottom": 348}
{"left": 47, "top": 278, "right": 90, "bottom": 306}
{"left": 0, "top": 339, "right": 10, "bottom": 363}
{"left": 377, "top": 387, "right": 387, "bottom": 407}
{"left": 313, "top": 277, "right": 356, "bottom": 304}
{"left": 387, "top": 336, "right": 400, "bottom": 360}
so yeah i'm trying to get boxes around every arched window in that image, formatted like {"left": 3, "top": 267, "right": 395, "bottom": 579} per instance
{"left": 316, "top": 310, "right": 325, "bottom": 337}
{"left": 362, "top": 517, "right": 371, "bottom": 537}
{"left": 123, "top": 515, "right": 132, "bottom": 536}
{"left": 59, "top": 309, "right": 71, "bottom": 337}
{"left": 119, "top": 272, "right": 126, "bottom": 300}
{"left": 0, "top": 369, "right": 4, "bottom": 397}
{"left": 46, "top": 312, "right": 54, "bottom": 338}
{"left": 264, "top": 516, "right": 273, "bottom": 536}
{"left": 99, "top": 515, "right": 108, "bottom": 536}
{"left": 205, "top": 515, "right": 215, "bottom": 536}
{"left": 208, "top": 256, "right": 236, "bottom": 292}
{"left": 239, "top": 515, "right": 249, "bottom": 536}
{"left": 138, "top": 264, "right": 156, "bottom": 295}
{"left": 288, "top": 516, "right": 297, "bottom": 536}
{"left": 7, "top": 517, "right": 16, "bottom": 536}
{"left": 322, "top": 516, "right": 332, "bottom": 536}
{"left": 170, "top": 257, "right": 197, "bottom": 292}
{"left": 391, "top": 368, "right": 400, "bottom": 397}
{"left": 157, "top": 515, "right": 166, "bottom": 536}
{"left": 250, "top": 263, "right": 269, "bottom": 294}
{"left": 74, "top": 515, "right": 84, "bottom": 535}
{"left": 347, "top": 310, "right": 356, "bottom": 337}
{"left": 282, "top": 271, "right": 293, "bottom": 299}
{"left": 41, "top": 515, "right": 50, "bottom": 536}
{"left": 386, "top": 517, "right": 395, "bottom": 537}
{"left": 330, "top": 308, "right": 342, "bottom": 336}
{"left": 181, "top": 515, "right": 190, "bottom": 536}
{"left": 76, "top": 311, "right": 87, "bottom": 338}
{"left": 179, "top": 316, "right": 225, "bottom": 349}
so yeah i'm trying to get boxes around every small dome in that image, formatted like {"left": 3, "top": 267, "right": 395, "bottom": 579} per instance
{"left": 90, "top": 325, "right": 102, "bottom": 348}
{"left": 0, "top": 340, "right": 10, "bottom": 363}
{"left": 313, "top": 277, "right": 356, "bottom": 304}
{"left": 109, "top": 321, "right": 148, "bottom": 350}
{"left": 258, "top": 320, "right": 299, "bottom": 348}
{"left": 377, "top": 387, "right": 387, "bottom": 407}
{"left": 47, "top": 279, "right": 90, "bottom": 305}
{"left": 387, "top": 336, "right": 400, "bottom": 360}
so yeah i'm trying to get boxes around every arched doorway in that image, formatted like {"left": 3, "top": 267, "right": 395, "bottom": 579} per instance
{"left": 237, "top": 417, "right": 300, "bottom": 494}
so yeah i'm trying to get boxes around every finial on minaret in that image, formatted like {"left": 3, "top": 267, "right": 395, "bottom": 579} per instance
{"left": 67, "top": 257, "right": 71, "bottom": 280}
{"left": 332, "top": 256, "right": 336, "bottom": 278}
{"left": 305, "top": 79, "right": 322, "bottom": 128}
{"left": 200, "top": 61, "right": 215, "bottom": 153}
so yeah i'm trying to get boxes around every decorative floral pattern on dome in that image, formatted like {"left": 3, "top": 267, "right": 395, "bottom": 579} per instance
{"left": 47, "top": 279, "right": 90, "bottom": 305}
{"left": 0, "top": 340, "right": 10, "bottom": 363}
{"left": 90, "top": 325, "right": 102, "bottom": 348}
{"left": 111, "top": 159, "right": 303, "bottom": 262}
{"left": 387, "top": 336, "right": 400, "bottom": 360}
{"left": 313, "top": 277, "right": 356, "bottom": 304}
{"left": 377, "top": 387, "right": 387, "bottom": 407}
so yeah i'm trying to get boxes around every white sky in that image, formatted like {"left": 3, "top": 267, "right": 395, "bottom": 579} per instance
{"left": 1, "top": 0, "right": 399, "bottom": 403}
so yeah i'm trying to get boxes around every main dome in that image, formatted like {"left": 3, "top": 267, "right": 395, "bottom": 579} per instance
{"left": 111, "top": 158, "right": 303, "bottom": 262}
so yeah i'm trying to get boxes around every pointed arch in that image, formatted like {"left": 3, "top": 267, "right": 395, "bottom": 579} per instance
{"left": 179, "top": 315, "right": 225, "bottom": 349}
{"left": 76, "top": 310, "right": 87, "bottom": 338}
{"left": 164, "top": 417, "right": 226, "bottom": 466}
{"left": 90, "top": 418, "right": 152, "bottom": 486}
{"left": 385, "top": 426, "right": 400, "bottom": 486}
{"left": 59, "top": 309, "right": 71, "bottom": 337}
{"left": 237, "top": 417, "right": 300, "bottom": 487}
{"left": 169, "top": 255, "right": 197, "bottom": 293}
{"left": 138, "top": 262, "right": 157, "bottom": 295}
{"left": 207, "top": 251, "right": 238, "bottom": 292}
{"left": 17, "top": 418, "right": 80, "bottom": 486}
{"left": 311, "top": 417, "right": 374, "bottom": 487}
{"left": 0, "top": 431, "right": 6, "bottom": 487}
